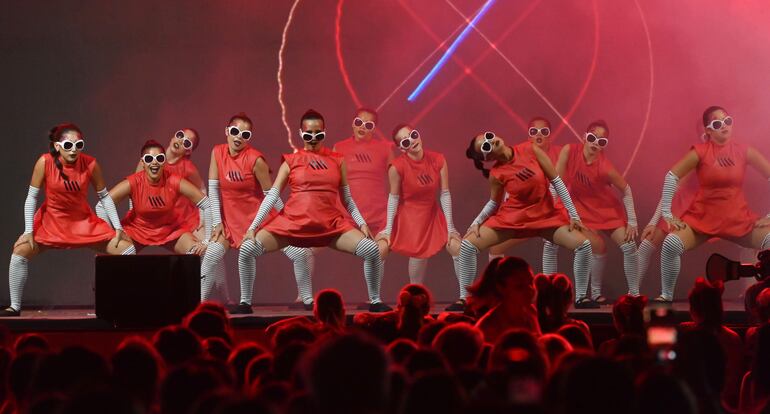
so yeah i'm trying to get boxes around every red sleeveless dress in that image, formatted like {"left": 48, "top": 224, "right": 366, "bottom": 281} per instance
{"left": 680, "top": 141, "right": 758, "bottom": 237}
{"left": 262, "top": 147, "right": 356, "bottom": 247}
{"left": 563, "top": 143, "right": 626, "bottom": 230}
{"left": 390, "top": 151, "right": 448, "bottom": 258}
{"left": 164, "top": 157, "right": 201, "bottom": 232}
{"left": 214, "top": 144, "right": 276, "bottom": 249}
{"left": 33, "top": 153, "right": 116, "bottom": 248}
{"left": 483, "top": 143, "right": 569, "bottom": 237}
{"left": 334, "top": 137, "right": 393, "bottom": 233}
{"left": 122, "top": 170, "right": 194, "bottom": 246}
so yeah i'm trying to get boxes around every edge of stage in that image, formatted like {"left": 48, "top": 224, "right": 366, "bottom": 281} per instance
{"left": 0, "top": 301, "right": 750, "bottom": 332}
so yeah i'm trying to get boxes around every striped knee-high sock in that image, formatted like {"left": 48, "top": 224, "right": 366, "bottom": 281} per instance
{"left": 457, "top": 240, "right": 479, "bottom": 300}
{"left": 573, "top": 240, "right": 592, "bottom": 301}
{"left": 9, "top": 254, "right": 28, "bottom": 312}
{"left": 542, "top": 239, "right": 559, "bottom": 274}
{"left": 590, "top": 253, "right": 607, "bottom": 300}
{"left": 621, "top": 241, "right": 640, "bottom": 296}
{"left": 452, "top": 255, "right": 460, "bottom": 282}
{"left": 408, "top": 257, "right": 428, "bottom": 285}
{"left": 660, "top": 234, "right": 684, "bottom": 301}
{"left": 238, "top": 239, "right": 264, "bottom": 305}
{"left": 121, "top": 245, "right": 136, "bottom": 255}
{"left": 762, "top": 233, "right": 770, "bottom": 250}
{"left": 200, "top": 241, "right": 226, "bottom": 301}
{"left": 637, "top": 239, "right": 656, "bottom": 287}
{"left": 283, "top": 246, "right": 314, "bottom": 305}
{"left": 355, "top": 238, "right": 383, "bottom": 304}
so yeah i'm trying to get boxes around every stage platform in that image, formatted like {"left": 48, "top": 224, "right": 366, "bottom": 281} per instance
{"left": 0, "top": 300, "right": 750, "bottom": 332}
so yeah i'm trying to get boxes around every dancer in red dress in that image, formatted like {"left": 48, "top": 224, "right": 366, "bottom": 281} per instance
{"left": 239, "top": 109, "right": 390, "bottom": 313}
{"left": 456, "top": 132, "right": 595, "bottom": 311}
{"left": 333, "top": 108, "right": 393, "bottom": 234}
{"left": 208, "top": 113, "right": 315, "bottom": 313}
{"left": 557, "top": 121, "right": 640, "bottom": 303}
{"left": 375, "top": 124, "right": 461, "bottom": 289}
{"left": 657, "top": 106, "right": 770, "bottom": 302}
{"left": 1, "top": 123, "right": 134, "bottom": 317}
{"left": 488, "top": 117, "right": 563, "bottom": 274}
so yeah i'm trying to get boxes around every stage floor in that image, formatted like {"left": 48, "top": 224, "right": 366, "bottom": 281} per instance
{"left": 0, "top": 301, "right": 750, "bottom": 332}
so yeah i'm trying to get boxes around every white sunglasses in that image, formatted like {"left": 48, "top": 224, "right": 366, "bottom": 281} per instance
{"left": 57, "top": 139, "right": 85, "bottom": 152}
{"left": 353, "top": 117, "right": 375, "bottom": 130}
{"left": 528, "top": 127, "right": 550, "bottom": 137}
{"left": 299, "top": 129, "right": 326, "bottom": 142}
{"left": 706, "top": 116, "right": 733, "bottom": 130}
{"left": 585, "top": 132, "right": 608, "bottom": 147}
{"left": 398, "top": 129, "right": 421, "bottom": 150}
{"left": 226, "top": 126, "right": 252, "bottom": 140}
{"left": 480, "top": 131, "right": 496, "bottom": 158}
{"left": 175, "top": 130, "right": 194, "bottom": 149}
{"left": 142, "top": 153, "right": 166, "bottom": 164}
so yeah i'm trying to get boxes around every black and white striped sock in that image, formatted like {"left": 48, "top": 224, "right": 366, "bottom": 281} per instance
{"left": 762, "top": 233, "right": 770, "bottom": 250}
{"left": 200, "top": 241, "right": 226, "bottom": 301}
{"left": 590, "top": 253, "right": 606, "bottom": 300}
{"left": 355, "top": 238, "right": 383, "bottom": 304}
{"left": 542, "top": 239, "right": 559, "bottom": 274}
{"left": 621, "top": 241, "right": 640, "bottom": 296}
{"left": 408, "top": 257, "right": 428, "bottom": 284}
{"left": 660, "top": 234, "right": 684, "bottom": 301}
{"left": 457, "top": 240, "right": 479, "bottom": 300}
{"left": 573, "top": 240, "right": 592, "bottom": 301}
{"left": 121, "top": 245, "right": 136, "bottom": 255}
{"left": 9, "top": 254, "right": 28, "bottom": 311}
{"left": 283, "top": 246, "right": 314, "bottom": 305}
{"left": 238, "top": 239, "right": 265, "bottom": 305}
{"left": 637, "top": 239, "right": 656, "bottom": 287}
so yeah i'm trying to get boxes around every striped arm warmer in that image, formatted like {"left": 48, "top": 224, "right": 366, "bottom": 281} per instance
{"left": 196, "top": 196, "right": 212, "bottom": 241}
{"left": 660, "top": 171, "right": 679, "bottom": 220}
{"left": 383, "top": 193, "right": 399, "bottom": 235}
{"left": 23, "top": 186, "right": 40, "bottom": 235}
{"left": 341, "top": 185, "right": 367, "bottom": 228}
{"left": 471, "top": 199, "right": 499, "bottom": 227}
{"left": 97, "top": 189, "right": 123, "bottom": 230}
{"left": 622, "top": 185, "right": 638, "bottom": 228}
{"left": 248, "top": 187, "right": 280, "bottom": 231}
{"left": 439, "top": 190, "right": 459, "bottom": 235}
{"left": 265, "top": 190, "right": 285, "bottom": 212}
{"left": 208, "top": 179, "right": 223, "bottom": 228}
{"left": 550, "top": 176, "right": 580, "bottom": 220}
{"left": 647, "top": 199, "right": 663, "bottom": 228}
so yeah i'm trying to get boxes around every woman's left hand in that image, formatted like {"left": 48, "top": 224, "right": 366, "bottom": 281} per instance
{"left": 624, "top": 225, "right": 638, "bottom": 243}
{"left": 569, "top": 218, "right": 585, "bottom": 232}
{"left": 360, "top": 224, "right": 372, "bottom": 239}
{"left": 190, "top": 241, "right": 207, "bottom": 256}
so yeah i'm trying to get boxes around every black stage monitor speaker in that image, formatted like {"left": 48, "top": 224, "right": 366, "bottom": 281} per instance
{"left": 95, "top": 255, "right": 200, "bottom": 327}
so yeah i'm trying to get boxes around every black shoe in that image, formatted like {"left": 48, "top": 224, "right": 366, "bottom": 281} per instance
{"left": 594, "top": 295, "right": 611, "bottom": 305}
{"left": 0, "top": 307, "right": 20, "bottom": 317}
{"left": 369, "top": 302, "right": 392, "bottom": 313}
{"left": 302, "top": 302, "right": 314, "bottom": 311}
{"left": 445, "top": 299, "right": 466, "bottom": 312}
{"left": 227, "top": 302, "right": 253, "bottom": 315}
{"left": 653, "top": 296, "right": 673, "bottom": 304}
{"left": 574, "top": 297, "right": 600, "bottom": 309}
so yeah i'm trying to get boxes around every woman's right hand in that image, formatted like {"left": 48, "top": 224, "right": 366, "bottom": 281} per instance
{"left": 465, "top": 223, "right": 481, "bottom": 238}
{"left": 375, "top": 232, "right": 391, "bottom": 246}
{"left": 242, "top": 229, "right": 256, "bottom": 244}
{"left": 665, "top": 217, "right": 687, "bottom": 232}
{"left": 14, "top": 233, "right": 36, "bottom": 251}
{"left": 211, "top": 223, "right": 224, "bottom": 242}
{"left": 641, "top": 225, "right": 657, "bottom": 241}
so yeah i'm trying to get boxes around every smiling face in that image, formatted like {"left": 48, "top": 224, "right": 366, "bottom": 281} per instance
{"left": 527, "top": 119, "right": 552, "bottom": 149}
{"left": 584, "top": 124, "right": 609, "bottom": 155}
{"left": 704, "top": 108, "right": 733, "bottom": 144}
{"left": 55, "top": 130, "right": 84, "bottom": 164}
{"left": 141, "top": 146, "right": 165, "bottom": 181}
{"left": 352, "top": 110, "right": 376, "bottom": 140}
{"left": 393, "top": 125, "right": 423, "bottom": 155}
{"left": 169, "top": 128, "right": 198, "bottom": 157}
{"left": 226, "top": 118, "right": 252, "bottom": 153}
{"left": 302, "top": 118, "right": 325, "bottom": 151}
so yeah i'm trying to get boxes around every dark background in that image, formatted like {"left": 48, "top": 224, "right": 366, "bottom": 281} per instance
{"left": 2, "top": 0, "right": 769, "bottom": 306}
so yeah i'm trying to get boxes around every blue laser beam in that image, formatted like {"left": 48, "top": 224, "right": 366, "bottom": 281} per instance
{"left": 407, "top": 0, "right": 497, "bottom": 102}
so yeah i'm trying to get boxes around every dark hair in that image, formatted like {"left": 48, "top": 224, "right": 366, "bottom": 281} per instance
{"left": 300, "top": 109, "right": 325, "bottom": 129}
{"left": 315, "top": 289, "right": 345, "bottom": 329}
{"left": 391, "top": 123, "right": 411, "bottom": 142}
{"left": 228, "top": 112, "right": 253, "bottom": 127}
{"left": 356, "top": 107, "right": 379, "bottom": 124}
{"left": 587, "top": 119, "right": 610, "bottom": 136}
{"left": 140, "top": 139, "right": 165, "bottom": 156}
{"left": 467, "top": 256, "right": 532, "bottom": 313}
{"left": 688, "top": 277, "right": 724, "bottom": 328}
{"left": 432, "top": 324, "right": 484, "bottom": 371}
{"left": 753, "top": 324, "right": 770, "bottom": 393}
{"left": 465, "top": 136, "right": 490, "bottom": 178}
{"left": 534, "top": 273, "right": 573, "bottom": 333}
{"left": 529, "top": 116, "right": 552, "bottom": 128}
{"left": 702, "top": 105, "right": 726, "bottom": 127}
{"left": 397, "top": 284, "right": 432, "bottom": 340}
{"left": 48, "top": 123, "right": 82, "bottom": 181}
{"left": 612, "top": 294, "right": 647, "bottom": 335}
